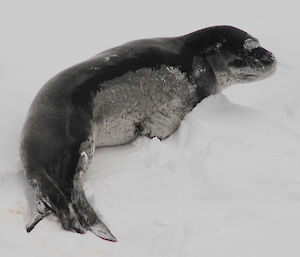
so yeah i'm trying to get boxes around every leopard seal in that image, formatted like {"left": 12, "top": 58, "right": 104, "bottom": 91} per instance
{"left": 19, "top": 25, "right": 276, "bottom": 241}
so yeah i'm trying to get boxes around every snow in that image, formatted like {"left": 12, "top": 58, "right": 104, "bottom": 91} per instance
{"left": 1, "top": 0, "right": 300, "bottom": 256}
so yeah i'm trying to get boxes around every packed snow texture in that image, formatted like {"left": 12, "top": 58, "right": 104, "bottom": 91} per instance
{"left": 1, "top": 0, "right": 300, "bottom": 256}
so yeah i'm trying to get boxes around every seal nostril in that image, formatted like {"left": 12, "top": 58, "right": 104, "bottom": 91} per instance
{"left": 252, "top": 47, "right": 276, "bottom": 67}
{"left": 261, "top": 56, "right": 273, "bottom": 66}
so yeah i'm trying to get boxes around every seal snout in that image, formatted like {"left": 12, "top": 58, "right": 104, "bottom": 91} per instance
{"left": 252, "top": 47, "right": 277, "bottom": 73}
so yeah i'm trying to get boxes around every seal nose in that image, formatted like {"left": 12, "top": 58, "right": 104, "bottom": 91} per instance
{"left": 252, "top": 47, "right": 277, "bottom": 70}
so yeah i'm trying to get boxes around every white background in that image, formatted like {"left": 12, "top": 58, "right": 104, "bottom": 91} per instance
{"left": 1, "top": 0, "right": 300, "bottom": 256}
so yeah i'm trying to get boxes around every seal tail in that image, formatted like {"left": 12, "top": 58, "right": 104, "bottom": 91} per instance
{"left": 71, "top": 172, "right": 117, "bottom": 242}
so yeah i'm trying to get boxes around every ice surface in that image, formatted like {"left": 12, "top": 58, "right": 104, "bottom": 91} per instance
{"left": 1, "top": 0, "right": 300, "bottom": 256}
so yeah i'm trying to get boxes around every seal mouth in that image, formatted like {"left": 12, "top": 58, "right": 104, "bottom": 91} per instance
{"left": 235, "top": 73, "right": 258, "bottom": 83}
{"left": 235, "top": 64, "right": 277, "bottom": 83}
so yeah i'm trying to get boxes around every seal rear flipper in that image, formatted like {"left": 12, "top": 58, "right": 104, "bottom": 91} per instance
{"left": 58, "top": 203, "right": 86, "bottom": 234}
{"left": 73, "top": 198, "right": 116, "bottom": 241}
{"left": 70, "top": 139, "right": 117, "bottom": 241}
{"left": 27, "top": 170, "right": 85, "bottom": 234}
{"left": 71, "top": 183, "right": 117, "bottom": 241}
{"left": 26, "top": 207, "right": 51, "bottom": 232}
{"left": 71, "top": 172, "right": 117, "bottom": 241}
{"left": 90, "top": 222, "right": 117, "bottom": 242}
{"left": 26, "top": 212, "right": 47, "bottom": 233}
{"left": 72, "top": 196, "right": 117, "bottom": 241}
{"left": 26, "top": 196, "right": 52, "bottom": 232}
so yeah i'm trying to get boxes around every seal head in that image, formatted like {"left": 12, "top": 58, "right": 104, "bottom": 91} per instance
{"left": 186, "top": 26, "right": 277, "bottom": 91}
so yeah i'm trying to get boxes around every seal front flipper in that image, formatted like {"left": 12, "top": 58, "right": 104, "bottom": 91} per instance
{"left": 189, "top": 56, "right": 216, "bottom": 96}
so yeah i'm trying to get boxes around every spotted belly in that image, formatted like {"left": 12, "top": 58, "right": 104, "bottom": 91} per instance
{"left": 92, "top": 65, "right": 199, "bottom": 147}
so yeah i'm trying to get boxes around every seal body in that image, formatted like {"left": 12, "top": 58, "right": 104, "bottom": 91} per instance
{"left": 20, "top": 26, "right": 276, "bottom": 241}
